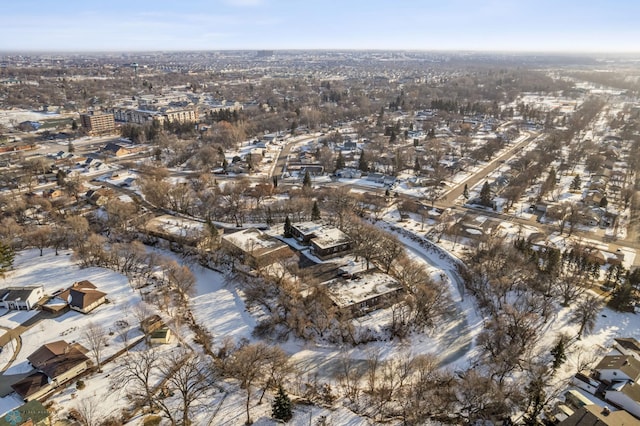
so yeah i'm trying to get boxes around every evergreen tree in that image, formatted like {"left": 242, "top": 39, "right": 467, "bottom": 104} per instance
{"left": 463, "top": 183, "right": 469, "bottom": 199}
{"left": 71, "top": 119, "right": 78, "bottom": 131}
{"left": 413, "top": 156, "right": 421, "bottom": 173}
{"left": 358, "top": 150, "right": 369, "bottom": 172}
{"left": 571, "top": 174, "right": 582, "bottom": 191}
{"left": 0, "top": 242, "right": 14, "bottom": 278}
{"left": 68, "top": 140, "right": 75, "bottom": 153}
{"left": 311, "top": 201, "right": 321, "bottom": 221}
{"left": 56, "top": 169, "right": 67, "bottom": 186}
{"left": 335, "top": 151, "right": 345, "bottom": 171}
{"left": 608, "top": 282, "right": 636, "bottom": 312}
{"left": 283, "top": 216, "right": 292, "bottom": 238}
{"left": 599, "top": 196, "right": 608, "bottom": 209}
{"left": 272, "top": 385, "right": 293, "bottom": 422}
{"left": 272, "top": 175, "right": 278, "bottom": 188}
{"left": 480, "top": 181, "right": 492, "bottom": 207}
{"left": 550, "top": 337, "right": 567, "bottom": 370}
{"left": 389, "top": 129, "right": 397, "bottom": 143}
{"left": 266, "top": 207, "right": 273, "bottom": 226}
{"left": 302, "top": 170, "right": 311, "bottom": 188}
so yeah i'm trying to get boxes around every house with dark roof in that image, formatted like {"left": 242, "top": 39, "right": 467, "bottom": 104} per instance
{"left": 614, "top": 338, "right": 640, "bottom": 360}
{"left": 559, "top": 404, "right": 638, "bottom": 425}
{"left": 10, "top": 372, "right": 51, "bottom": 402}
{"left": 59, "top": 281, "right": 106, "bottom": 314}
{"left": 595, "top": 355, "right": 640, "bottom": 384}
{"left": 102, "top": 142, "right": 130, "bottom": 157}
{"left": 12, "top": 340, "right": 90, "bottom": 402}
{"left": 27, "top": 340, "right": 90, "bottom": 387}
{"left": 0, "top": 286, "right": 44, "bottom": 310}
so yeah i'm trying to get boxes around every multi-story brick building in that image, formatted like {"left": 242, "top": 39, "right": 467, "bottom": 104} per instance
{"left": 80, "top": 112, "right": 115, "bottom": 135}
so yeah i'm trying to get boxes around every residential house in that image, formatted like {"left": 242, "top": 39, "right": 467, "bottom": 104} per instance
{"left": 42, "top": 188, "right": 64, "bottom": 199}
{"left": 102, "top": 142, "right": 131, "bottom": 157}
{"left": 0, "top": 400, "right": 50, "bottom": 425}
{"left": 13, "top": 341, "right": 90, "bottom": 401}
{"left": 613, "top": 338, "right": 640, "bottom": 360}
{"left": 0, "top": 286, "right": 44, "bottom": 310}
{"left": 559, "top": 404, "right": 638, "bottom": 425}
{"left": 221, "top": 228, "right": 292, "bottom": 268}
{"left": 309, "top": 228, "right": 352, "bottom": 259}
{"left": 343, "top": 140, "right": 358, "bottom": 151}
{"left": 334, "top": 168, "right": 362, "bottom": 179}
{"left": 595, "top": 355, "right": 640, "bottom": 383}
{"left": 571, "top": 371, "right": 602, "bottom": 395}
{"left": 85, "top": 188, "right": 113, "bottom": 206}
{"left": 59, "top": 281, "right": 107, "bottom": 314}
{"left": 10, "top": 372, "right": 52, "bottom": 402}
{"left": 604, "top": 382, "right": 640, "bottom": 418}
{"left": 290, "top": 222, "right": 352, "bottom": 259}
{"left": 323, "top": 272, "right": 404, "bottom": 318}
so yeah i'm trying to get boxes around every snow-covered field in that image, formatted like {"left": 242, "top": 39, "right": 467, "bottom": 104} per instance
{"left": 0, "top": 249, "right": 144, "bottom": 417}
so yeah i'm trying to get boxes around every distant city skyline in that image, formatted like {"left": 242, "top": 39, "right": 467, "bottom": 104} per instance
{"left": 2, "top": 0, "right": 639, "bottom": 53}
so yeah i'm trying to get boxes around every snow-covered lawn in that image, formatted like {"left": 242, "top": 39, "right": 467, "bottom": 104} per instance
{"left": 0, "top": 249, "right": 144, "bottom": 415}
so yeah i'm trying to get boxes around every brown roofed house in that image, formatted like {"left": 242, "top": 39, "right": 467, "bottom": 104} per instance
{"left": 59, "top": 281, "right": 106, "bottom": 314}
{"left": 27, "top": 340, "right": 90, "bottom": 387}
{"left": 559, "top": 404, "right": 638, "bottom": 425}
{"left": 10, "top": 372, "right": 51, "bottom": 402}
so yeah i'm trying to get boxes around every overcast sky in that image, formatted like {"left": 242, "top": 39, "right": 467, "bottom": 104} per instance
{"left": 1, "top": 0, "right": 639, "bottom": 52}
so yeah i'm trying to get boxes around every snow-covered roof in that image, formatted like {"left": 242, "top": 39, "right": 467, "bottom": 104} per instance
{"left": 324, "top": 273, "right": 402, "bottom": 309}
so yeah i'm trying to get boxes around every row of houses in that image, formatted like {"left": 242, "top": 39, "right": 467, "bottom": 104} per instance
{"left": 0, "top": 281, "right": 107, "bottom": 314}
{"left": 558, "top": 337, "right": 640, "bottom": 422}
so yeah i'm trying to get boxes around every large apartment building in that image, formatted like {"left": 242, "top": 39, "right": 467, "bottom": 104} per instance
{"left": 111, "top": 108, "right": 198, "bottom": 125}
{"left": 80, "top": 112, "right": 116, "bottom": 135}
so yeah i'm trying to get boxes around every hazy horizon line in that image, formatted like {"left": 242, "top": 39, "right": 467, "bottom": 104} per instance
{"left": 2, "top": 48, "right": 640, "bottom": 56}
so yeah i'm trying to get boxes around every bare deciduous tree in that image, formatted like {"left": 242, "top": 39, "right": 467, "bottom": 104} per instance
{"left": 83, "top": 322, "right": 107, "bottom": 372}
{"left": 227, "top": 342, "right": 274, "bottom": 425}
{"left": 571, "top": 293, "right": 603, "bottom": 338}
{"left": 116, "top": 348, "right": 159, "bottom": 413}
{"left": 154, "top": 349, "right": 216, "bottom": 426}
{"left": 71, "top": 396, "right": 103, "bottom": 426}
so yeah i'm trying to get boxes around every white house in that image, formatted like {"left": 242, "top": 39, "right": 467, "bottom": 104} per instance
{"left": 604, "top": 382, "right": 640, "bottom": 418}
{"left": 0, "top": 286, "right": 44, "bottom": 310}
{"left": 595, "top": 355, "right": 640, "bottom": 383}
{"left": 613, "top": 338, "right": 640, "bottom": 360}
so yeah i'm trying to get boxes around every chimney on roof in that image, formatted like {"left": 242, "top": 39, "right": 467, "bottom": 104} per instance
{"left": 601, "top": 406, "right": 610, "bottom": 416}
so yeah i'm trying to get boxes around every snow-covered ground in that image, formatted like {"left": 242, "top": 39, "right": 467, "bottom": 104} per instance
{"left": 0, "top": 223, "right": 639, "bottom": 424}
{"left": 0, "top": 249, "right": 144, "bottom": 416}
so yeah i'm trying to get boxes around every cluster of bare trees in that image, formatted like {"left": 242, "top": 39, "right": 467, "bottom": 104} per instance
{"left": 452, "top": 233, "right": 612, "bottom": 421}
{"left": 114, "top": 340, "right": 292, "bottom": 426}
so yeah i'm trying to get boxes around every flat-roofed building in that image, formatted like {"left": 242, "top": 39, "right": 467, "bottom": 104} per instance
{"left": 222, "top": 228, "right": 292, "bottom": 268}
